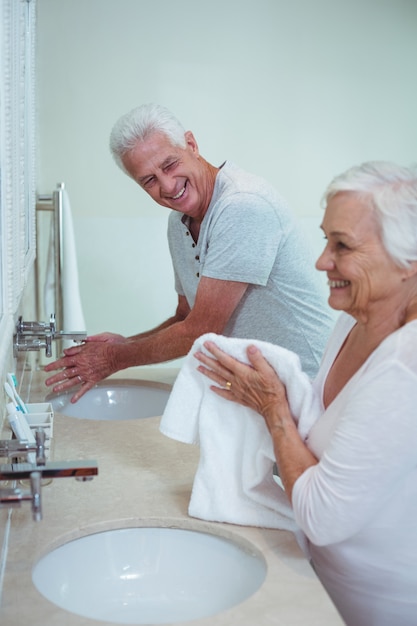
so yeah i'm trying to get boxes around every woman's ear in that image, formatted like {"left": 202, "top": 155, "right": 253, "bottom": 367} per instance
{"left": 403, "top": 260, "right": 417, "bottom": 280}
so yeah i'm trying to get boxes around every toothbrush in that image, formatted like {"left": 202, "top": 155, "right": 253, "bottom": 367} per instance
{"left": 6, "top": 373, "right": 28, "bottom": 413}
{"left": 4, "top": 384, "right": 36, "bottom": 462}
{"left": 4, "top": 382, "right": 23, "bottom": 412}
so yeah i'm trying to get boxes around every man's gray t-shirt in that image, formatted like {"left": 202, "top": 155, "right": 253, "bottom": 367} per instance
{"left": 168, "top": 161, "right": 334, "bottom": 378}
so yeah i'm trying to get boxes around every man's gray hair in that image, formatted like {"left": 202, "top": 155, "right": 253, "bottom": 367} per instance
{"left": 322, "top": 161, "right": 417, "bottom": 269}
{"left": 109, "top": 103, "right": 186, "bottom": 173}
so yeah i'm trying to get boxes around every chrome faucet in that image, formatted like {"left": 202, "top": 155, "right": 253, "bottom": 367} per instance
{"left": 0, "top": 461, "right": 98, "bottom": 521}
{"left": 0, "top": 428, "right": 46, "bottom": 464}
{"left": 13, "top": 313, "right": 87, "bottom": 357}
{"left": 0, "top": 430, "right": 98, "bottom": 521}
{"left": 0, "top": 472, "right": 42, "bottom": 521}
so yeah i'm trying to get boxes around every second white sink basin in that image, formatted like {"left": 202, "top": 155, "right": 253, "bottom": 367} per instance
{"left": 32, "top": 526, "right": 266, "bottom": 624}
{"left": 46, "top": 379, "right": 172, "bottom": 420}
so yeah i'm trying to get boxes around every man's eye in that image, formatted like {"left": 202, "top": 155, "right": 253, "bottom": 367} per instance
{"left": 164, "top": 160, "right": 178, "bottom": 171}
{"left": 143, "top": 177, "right": 155, "bottom": 187}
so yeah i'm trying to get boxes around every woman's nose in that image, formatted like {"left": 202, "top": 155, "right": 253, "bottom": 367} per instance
{"left": 315, "top": 244, "right": 334, "bottom": 272}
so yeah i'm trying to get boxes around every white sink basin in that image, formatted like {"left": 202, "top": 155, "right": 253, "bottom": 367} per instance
{"left": 32, "top": 527, "right": 266, "bottom": 624}
{"left": 46, "top": 379, "right": 172, "bottom": 420}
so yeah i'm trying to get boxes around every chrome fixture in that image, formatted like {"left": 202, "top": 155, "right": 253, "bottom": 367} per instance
{"left": 0, "top": 428, "right": 46, "bottom": 465}
{"left": 13, "top": 313, "right": 86, "bottom": 358}
{"left": 0, "top": 430, "right": 98, "bottom": 521}
{"left": 0, "top": 472, "right": 42, "bottom": 522}
{"left": 0, "top": 459, "right": 98, "bottom": 481}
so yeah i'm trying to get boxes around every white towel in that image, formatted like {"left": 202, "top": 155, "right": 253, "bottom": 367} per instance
{"left": 44, "top": 186, "right": 86, "bottom": 348}
{"left": 160, "top": 333, "right": 321, "bottom": 531}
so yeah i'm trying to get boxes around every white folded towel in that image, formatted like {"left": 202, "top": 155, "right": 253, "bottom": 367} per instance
{"left": 160, "top": 333, "right": 321, "bottom": 531}
{"left": 44, "top": 185, "right": 86, "bottom": 348}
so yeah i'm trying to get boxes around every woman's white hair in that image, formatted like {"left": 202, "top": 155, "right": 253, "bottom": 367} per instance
{"left": 322, "top": 161, "right": 417, "bottom": 269}
{"left": 109, "top": 103, "right": 186, "bottom": 173}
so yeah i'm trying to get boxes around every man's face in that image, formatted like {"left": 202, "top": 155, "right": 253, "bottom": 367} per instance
{"left": 122, "top": 131, "right": 212, "bottom": 221}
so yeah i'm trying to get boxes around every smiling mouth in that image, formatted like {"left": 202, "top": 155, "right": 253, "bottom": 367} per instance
{"left": 328, "top": 280, "right": 350, "bottom": 288}
{"left": 172, "top": 184, "right": 186, "bottom": 200}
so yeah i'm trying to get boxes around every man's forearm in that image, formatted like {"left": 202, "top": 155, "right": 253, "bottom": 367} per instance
{"left": 108, "top": 320, "right": 197, "bottom": 371}
{"left": 126, "top": 314, "right": 182, "bottom": 342}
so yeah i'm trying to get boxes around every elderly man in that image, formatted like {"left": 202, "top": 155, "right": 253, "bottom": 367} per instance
{"left": 45, "top": 103, "right": 334, "bottom": 401}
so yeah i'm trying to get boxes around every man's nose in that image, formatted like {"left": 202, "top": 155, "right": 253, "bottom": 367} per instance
{"left": 159, "top": 173, "right": 177, "bottom": 195}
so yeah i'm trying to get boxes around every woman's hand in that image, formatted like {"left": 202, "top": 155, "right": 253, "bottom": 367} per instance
{"left": 195, "top": 340, "right": 318, "bottom": 499}
{"left": 194, "top": 340, "right": 291, "bottom": 428}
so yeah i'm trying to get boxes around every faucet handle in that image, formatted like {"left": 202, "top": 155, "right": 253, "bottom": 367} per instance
{"left": 0, "top": 487, "right": 26, "bottom": 507}
{"left": 14, "top": 314, "right": 57, "bottom": 357}
{"left": 0, "top": 433, "right": 46, "bottom": 466}
{"left": 30, "top": 471, "right": 42, "bottom": 521}
{"left": 14, "top": 314, "right": 85, "bottom": 357}
{"left": 0, "top": 472, "right": 42, "bottom": 521}
{"left": 16, "top": 315, "right": 55, "bottom": 335}
{"left": 49, "top": 313, "right": 56, "bottom": 333}
{"left": 35, "top": 429, "right": 47, "bottom": 466}
{"left": 45, "top": 333, "right": 53, "bottom": 357}
{"left": 0, "top": 439, "right": 37, "bottom": 457}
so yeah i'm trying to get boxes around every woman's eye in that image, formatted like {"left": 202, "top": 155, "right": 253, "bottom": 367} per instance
{"left": 336, "top": 241, "right": 349, "bottom": 251}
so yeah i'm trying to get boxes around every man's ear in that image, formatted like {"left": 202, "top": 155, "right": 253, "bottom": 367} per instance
{"left": 184, "top": 130, "right": 199, "bottom": 155}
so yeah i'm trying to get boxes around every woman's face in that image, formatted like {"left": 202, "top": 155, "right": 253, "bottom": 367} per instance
{"left": 316, "top": 192, "right": 409, "bottom": 320}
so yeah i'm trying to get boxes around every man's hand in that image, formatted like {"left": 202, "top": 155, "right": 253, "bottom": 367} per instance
{"left": 44, "top": 277, "right": 249, "bottom": 404}
{"left": 44, "top": 332, "right": 126, "bottom": 403}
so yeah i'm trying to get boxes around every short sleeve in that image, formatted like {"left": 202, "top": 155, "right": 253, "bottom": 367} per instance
{"left": 201, "top": 195, "right": 283, "bottom": 285}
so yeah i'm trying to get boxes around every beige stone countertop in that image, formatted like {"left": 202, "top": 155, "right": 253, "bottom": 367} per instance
{"left": 0, "top": 368, "right": 343, "bottom": 626}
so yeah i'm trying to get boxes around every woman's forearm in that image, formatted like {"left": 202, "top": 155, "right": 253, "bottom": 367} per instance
{"left": 266, "top": 406, "right": 318, "bottom": 502}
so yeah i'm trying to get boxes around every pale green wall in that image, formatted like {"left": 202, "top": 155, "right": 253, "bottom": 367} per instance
{"left": 36, "top": 0, "right": 417, "bottom": 337}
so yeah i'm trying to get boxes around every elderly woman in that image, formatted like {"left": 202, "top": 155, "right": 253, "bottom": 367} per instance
{"left": 195, "top": 161, "right": 417, "bottom": 626}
